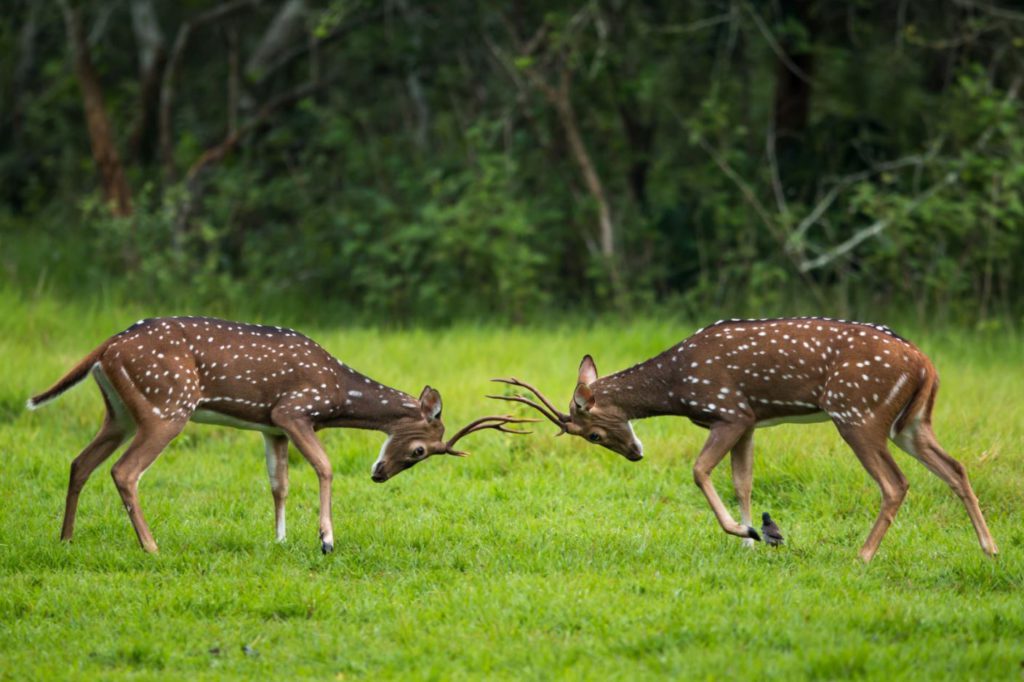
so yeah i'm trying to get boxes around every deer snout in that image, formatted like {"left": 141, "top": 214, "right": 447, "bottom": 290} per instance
{"left": 371, "top": 461, "right": 390, "bottom": 483}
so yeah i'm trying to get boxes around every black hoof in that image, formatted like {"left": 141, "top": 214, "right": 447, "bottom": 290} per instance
{"left": 746, "top": 527, "right": 762, "bottom": 542}
{"left": 321, "top": 542, "right": 334, "bottom": 554}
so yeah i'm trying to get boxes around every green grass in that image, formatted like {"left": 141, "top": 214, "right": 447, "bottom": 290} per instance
{"left": 1, "top": 292, "right": 1022, "bottom": 680}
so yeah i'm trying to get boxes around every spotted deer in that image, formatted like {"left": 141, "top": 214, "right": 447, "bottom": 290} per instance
{"left": 492, "top": 317, "right": 997, "bottom": 562}
{"left": 28, "top": 317, "right": 531, "bottom": 554}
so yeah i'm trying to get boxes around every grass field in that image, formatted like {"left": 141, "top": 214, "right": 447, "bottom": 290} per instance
{"left": 1, "top": 292, "right": 1022, "bottom": 680}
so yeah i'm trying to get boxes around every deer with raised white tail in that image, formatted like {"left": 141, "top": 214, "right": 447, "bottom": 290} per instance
{"left": 491, "top": 317, "right": 997, "bottom": 562}
{"left": 28, "top": 317, "right": 532, "bottom": 554}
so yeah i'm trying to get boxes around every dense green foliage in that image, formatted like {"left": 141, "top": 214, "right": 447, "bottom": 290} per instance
{"left": 1, "top": 294, "right": 1022, "bottom": 679}
{"left": 2, "top": 1, "right": 1023, "bottom": 322}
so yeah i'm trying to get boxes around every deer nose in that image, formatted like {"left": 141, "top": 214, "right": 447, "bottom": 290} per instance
{"left": 371, "top": 462, "right": 388, "bottom": 483}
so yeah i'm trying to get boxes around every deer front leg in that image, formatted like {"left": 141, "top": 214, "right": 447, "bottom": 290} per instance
{"left": 730, "top": 429, "right": 755, "bottom": 548}
{"left": 263, "top": 434, "right": 290, "bottom": 542}
{"left": 274, "top": 415, "right": 334, "bottom": 554}
{"left": 693, "top": 422, "right": 762, "bottom": 542}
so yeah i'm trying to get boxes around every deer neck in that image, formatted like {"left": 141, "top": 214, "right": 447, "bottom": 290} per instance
{"left": 319, "top": 370, "right": 422, "bottom": 433}
{"left": 592, "top": 358, "right": 680, "bottom": 420}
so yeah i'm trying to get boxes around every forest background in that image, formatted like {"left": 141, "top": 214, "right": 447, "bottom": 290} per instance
{"left": 2, "top": 0, "right": 1023, "bottom": 326}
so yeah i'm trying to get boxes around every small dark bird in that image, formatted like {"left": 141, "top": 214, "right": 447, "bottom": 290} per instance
{"left": 761, "top": 512, "right": 784, "bottom": 547}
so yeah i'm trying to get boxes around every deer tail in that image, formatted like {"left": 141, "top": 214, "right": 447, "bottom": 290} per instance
{"left": 26, "top": 344, "right": 107, "bottom": 410}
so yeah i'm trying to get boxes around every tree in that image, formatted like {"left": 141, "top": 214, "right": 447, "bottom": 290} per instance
{"left": 58, "top": 0, "right": 133, "bottom": 217}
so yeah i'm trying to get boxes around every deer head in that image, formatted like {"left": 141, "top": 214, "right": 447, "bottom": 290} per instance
{"left": 371, "top": 386, "right": 536, "bottom": 482}
{"left": 491, "top": 355, "right": 644, "bottom": 462}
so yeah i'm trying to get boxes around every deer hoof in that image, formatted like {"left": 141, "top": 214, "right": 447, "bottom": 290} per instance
{"left": 745, "top": 526, "right": 762, "bottom": 542}
{"left": 321, "top": 541, "right": 334, "bottom": 554}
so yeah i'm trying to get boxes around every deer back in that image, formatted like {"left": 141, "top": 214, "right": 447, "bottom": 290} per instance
{"left": 594, "top": 318, "right": 932, "bottom": 432}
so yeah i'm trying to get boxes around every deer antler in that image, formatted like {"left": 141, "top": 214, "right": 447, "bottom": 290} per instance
{"left": 444, "top": 415, "right": 539, "bottom": 456}
{"left": 488, "top": 377, "right": 570, "bottom": 435}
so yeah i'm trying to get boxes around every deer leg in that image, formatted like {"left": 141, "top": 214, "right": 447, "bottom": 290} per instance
{"left": 892, "top": 422, "right": 998, "bottom": 556}
{"left": 835, "top": 423, "right": 909, "bottom": 562}
{"left": 263, "top": 433, "right": 290, "bottom": 543}
{"left": 730, "top": 428, "right": 756, "bottom": 548}
{"left": 109, "top": 419, "right": 185, "bottom": 553}
{"left": 693, "top": 422, "right": 761, "bottom": 541}
{"left": 274, "top": 416, "right": 334, "bottom": 554}
{"left": 61, "top": 408, "right": 130, "bottom": 542}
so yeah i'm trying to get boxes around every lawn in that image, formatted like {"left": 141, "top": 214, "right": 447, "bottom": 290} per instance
{"left": 1, "top": 292, "right": 1022, "bottom": 680}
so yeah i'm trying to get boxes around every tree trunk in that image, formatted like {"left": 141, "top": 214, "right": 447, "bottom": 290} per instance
{"left": 555, "top": 89, "right": 615, "bottom": 262}
{"left": 129, "top": 0, "right": 166, "bottom": 162}
{"left": 771, "top": 0, "right": 816, "bottom": 205}
{"left": 226, "top": 26, "right": 240, "bottom": 137}
{"left": 772, "top": 0, "right": 815, "bottom": 139}
{"left": 522, "top": 60, "right": 622, "bottom": 300}
{"left": 406, "top": 70, "right": 431, "bottom": 150}
{"left": 159, "top": 0, "right": 260, "bottom": 180}
{"left": 60, "top": 0, "right": 133, "bottom": 217}
{"left": 617, "top": 102, "right": 654, "bottom": 211}
{"left": 13, "top": 0, "right": 40, "bottom": 137}
{"left": 245, "top": 0, "right": 309, "bottom": 83}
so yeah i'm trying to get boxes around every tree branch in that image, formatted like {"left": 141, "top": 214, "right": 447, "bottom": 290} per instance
{"left": 742, "top": 1, "right": 814, "bottom": 85}
{"left": 790, "top": 142, "right": 946, "bottom": 249}
{"left": 159, "top": 0, "right": 261, "bottom": 180}
{"left": 798, "top": 173, "right": 958, "bottom": 272}
{"left": 693, "top": 133, "right": 781, "bottom": 241}
{"left": 766, "top": 118, "right": 789, "bottom": 217}
{"left": 185, "top": 79, "right": 329, "bottom": 182}
{"left": 951, "top": 0, "right": 1024, "bottom": 22}
{"left": 254, "top": 8, "right": 382, "bottom": 85}
{"left": 245, "top": 0, "right": 308, "bottom": 82}
{"left": 653, "top": 13, "right": 732, "bottom": 35}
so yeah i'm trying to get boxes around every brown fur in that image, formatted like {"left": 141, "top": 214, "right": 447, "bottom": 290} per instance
{"left": 30, "top": 316, "right": 504, "bottom": 553}
{"left": 500, "top": 316, "right": 998, "bottom": 561}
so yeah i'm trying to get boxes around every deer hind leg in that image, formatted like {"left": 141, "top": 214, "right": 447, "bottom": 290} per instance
{"left": 110, "top": 419, "right": 186, "bottom": 553}
{"left": 693, "top": 422, "right": 761, "bottom": 542}
{"left": 263, "top": 434, "right": 290, "bottom": 542}
{"left": 730, "top": 429, "right": 756, "bottom": 548}
{"left": 61, "top": 402, "right": 130, "bottom": 542}
{"left": 835, "top": 422, "right": 909, "bottom": 562}
{"left": 892, "top": 421, "right": 998, "bottom": 556}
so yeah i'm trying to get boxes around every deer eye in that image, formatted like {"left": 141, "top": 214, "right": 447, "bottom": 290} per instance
{"left": 412, "top": 446, "right": 426, "bottom": 458}
{"left": 588, "top": 433, "right": 602, "bottom": 442}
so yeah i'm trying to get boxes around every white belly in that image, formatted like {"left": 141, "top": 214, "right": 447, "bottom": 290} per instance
{"left": 191, "top": 409, "right": 284, "bottom": 435}
{"left": 756, "top": 411, "right": 831, "bottom": 428}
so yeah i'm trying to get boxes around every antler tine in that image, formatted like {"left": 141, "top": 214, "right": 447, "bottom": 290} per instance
{"left": 444, "top": 415, "right": 540, "bottom": 454}
{"left": 486, "top": 393, "right": 568, "bottom": 435}
{"left": 491, "top": 378, "right": 570, "bottom": 420}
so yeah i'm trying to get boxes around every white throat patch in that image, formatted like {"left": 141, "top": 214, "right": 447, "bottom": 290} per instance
{"left": 372, "top": 435, "right": 392, "bottom": 474}
{"left": 628, "top": 421, "right": 643, "bottom": 456}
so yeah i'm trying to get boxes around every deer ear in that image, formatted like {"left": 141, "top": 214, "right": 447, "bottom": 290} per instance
{"left": 419, "top": 385, "right": 443, "bottom": 422}
{"left": 572, "top": 382, "right": 596, "bottom": 412}
{"left": 578, "top": 354, "right": 599, "bottom": 386}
